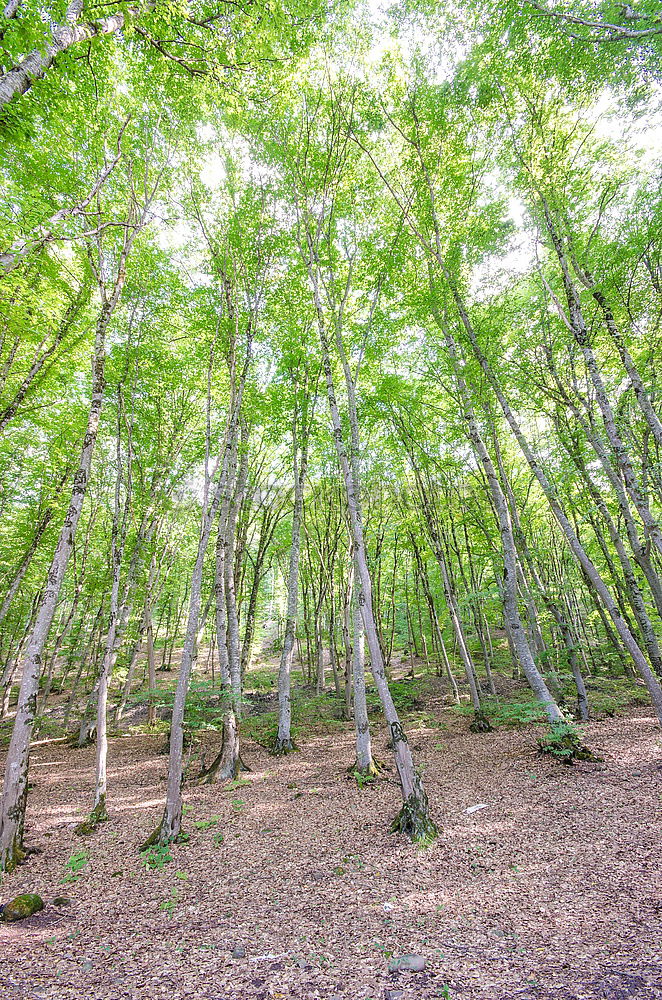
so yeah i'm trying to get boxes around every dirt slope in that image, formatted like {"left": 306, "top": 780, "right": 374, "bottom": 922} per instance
{"left": 1, "top": 708, "right": 661, "bottom": 999}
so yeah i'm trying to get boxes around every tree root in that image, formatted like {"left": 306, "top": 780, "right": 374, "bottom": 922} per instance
{"left": 469, "top": 710, "right": 493, "bottom": 733}
{"left": 193, "top": 750, "right": 229, "bottom": 785}
{"left": 139, "top": 821, "right": 179, "bottom": 851}
{"left": 74, "top": 797, "right": 108, "bottom": 836}
{"left": 195, "top": 748, "right": 251, "bottom": 784}
{"left": 139, "top": 826, "right": 161, "bottom": 852}
{"left": 0, "top": 840, "right": 27, "bottom": 874}
{"left": 270, "top": 736, "right": 298, "bottom": 756}
{"left": 74, "top": 819, "right": 97, "bottom": 836}
{"left": 347, "top": 757, "right": 388, "bottom": 785}
{"left": 390, "top": 789, "right": 439, "bottom": 845}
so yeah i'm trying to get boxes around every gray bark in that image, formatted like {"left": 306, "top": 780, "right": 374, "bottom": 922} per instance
{"left": 492, "top": 430, "right": 589, "bottom": 720}
{"left": 304, "top": 244, "right": 435, "bottom": 838}
{"left": 91, "top": 396, "right": 131, "bottom": 819}
{"left": 156, "top": 317, "right": 252, "bottom": 838}
{"left": 0, "top": 504, "right": 56, "bottom": 628}
{"left": 543, "top": 202, "right": 662, "bottom": 559}
{"left": 0, "top": 294, "right": 114, "bottom": 869}
{"left": 352, "top": 567, "right": 373, "bottom": 773}
{"left": 459, "top": 305, "right": 662, "bottom": 727}
{"left": 0, "top": 9, "right": 124, "bottom": 110}
{"left": 275, "top": 390, "right": 313, "bottom": 752}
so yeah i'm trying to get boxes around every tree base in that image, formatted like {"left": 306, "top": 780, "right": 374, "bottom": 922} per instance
{"left": 74, "top": 798, "right": 108, "bottom": 836}
{"left": 139, "top": 822, "right": 180, "bottom": 852}
{"left": 195, "top": 748, "right": 251, "bottom": 784}
{"left": 348, "top": 757, "right": 387, "bottom": 786}
{"left": 139, "top": 826, "right": 161, "bottom": 851}
{"left": 67, "top": 727, "right": 96, "bottom": 748}
{"left": 469, "top": 710, "right": 493, "bottom": 733}
{"left": 390, "top": 790, "right": 438, "bottom": 846}
{"left": 0, "top": 840, "right": 27, "bottom": 874}
{"left": 194, "top": 749, "right": 228, "bottom": 784}
{"left": 270, "top": 736, "right": 298, "bottom": 756}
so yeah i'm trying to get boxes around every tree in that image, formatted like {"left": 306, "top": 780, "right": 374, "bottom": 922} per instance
{"left": 0, "top": 145, "right": 160, "bottom": 869}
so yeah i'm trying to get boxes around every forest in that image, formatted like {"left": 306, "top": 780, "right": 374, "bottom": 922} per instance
{"left": 0, "top": 1, "right": 661, "bottom": 997}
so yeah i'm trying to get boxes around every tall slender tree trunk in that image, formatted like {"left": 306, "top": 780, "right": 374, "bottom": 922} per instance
{"left": 0, "top": 300, "right": 112, "bottom": 870}
{"left": 0, "top": 286, "right": 89, "bottom": 433}
{"left": 454, "top": 289, "right": 662, "bottom": 727}
{"left": 555, "top": 419, "right": 662, "bottom": 676}
{"left": 342, "top": 558, "right": 354, "bottom": 722}
{"left": 0, "top": 593, "right": 41, "bottom": 718}
{"left": 219, "top": 427, "right": 250, "bottom": 778}
{"left": 115, "top": 542, "right": 168, "bottom": 722}
{"left": 411, "top": 474, "right": 487, "bottom": 725}
{"left": 63, "top": 602, "right": 104, "bottom": 730}
{"left": 86, "top": 395, "right": 132, "bottom": 826}
{"left": 146, "top": 552, "right": 158, "bottom": 727}
{"left": 310, "top": 276, "right": 436, "bottom": 841}
{"left": 275, "top": 392, "right": 312, "bottom": 750}
{"left": 0, "top": 498, "right": 61, "bottom": 628}
{"left": 151, "top": 418, "right": 238, "bottom": 840}
{"left": 410, "top": 536, "right": 460, "bottom": 703}
{"left": 429, "top": 299, "right": 564, "bottom": 725}
{"left": 580, "top": 272, "right": 662, "bottom": 449}
{"left": 0, "top": 2, "right": 125, "bottom": 110}
{"left": 370, "top": 130, "right": 662, "bottom": 725}
{"left": 545, "top": 344, "right": 662, "bottom": 621}
{"left": 492, "top": 431, "right": 589, "bottom": 720}
{"left": 543, "top": 201, "right": 662, "bottom": 558}
{"left": 352, "top": 571, "right": 375, "bottom": 775}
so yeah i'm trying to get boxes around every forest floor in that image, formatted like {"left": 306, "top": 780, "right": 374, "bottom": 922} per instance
{"left": 0, "top": 673, "right": 661, "bottom": 1000}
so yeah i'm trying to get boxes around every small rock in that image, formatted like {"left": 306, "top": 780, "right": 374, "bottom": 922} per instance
{"left": 383, "top": 902, "right": 395, "bottom": 912}
{"left": 631, "top": 769, "right": 642, "bottom": 777}
{"left": 52, "top": 896, "right": 71, "bottom": 907}
{"left": 490, "top": 927, "right": 505, "bottom": 939}
{"left": 231, "top": 945, "right": 246, "bottom": 959}
{"left": 466, "top": 803, "right": 489, "bottom": 814}
{"left": 385, "top": 990, "right": 405, "bottom": 1000}
{"left": 389, "top": 954, "right": 426, "bottom": 973}
{"left": 0, "top": 893, "right": 44, "bottom": 922}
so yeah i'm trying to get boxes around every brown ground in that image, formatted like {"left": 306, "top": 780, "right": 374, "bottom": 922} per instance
{"left": 1, "top": 707, "right": 661, "bottom": 1000}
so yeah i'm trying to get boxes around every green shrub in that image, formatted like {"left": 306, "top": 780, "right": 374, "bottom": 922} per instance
{"left": 537, "top": 722, "right": 601, "bottom": 764}
{"left": 159, "top": 887, "right": 179, "bottom": 917}
{"left": 453, "top": 694, "right": 547, "bottom": 727}
{"left": 61, "top": 849, "right": 89, "bottom": 883}
{"left": 141, "top": 843, "right": 173, "bottom": 871}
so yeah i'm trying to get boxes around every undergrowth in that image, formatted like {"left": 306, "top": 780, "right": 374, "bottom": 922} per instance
{"left": 537, "top": 722, "right": 602, "bottom": 765}
{"left": 452, "top": 674, "right": 649, "bottom": 729}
